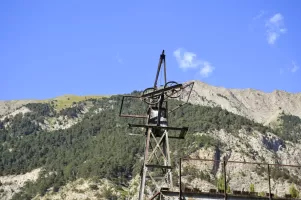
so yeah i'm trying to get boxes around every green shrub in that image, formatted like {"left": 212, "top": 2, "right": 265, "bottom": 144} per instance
{"left": 258, "top": 191, "right": 265, "bottom": 197}
{"left": 289, "top": 184, "right": 300, "bottom": 198}
{"left": 249, "top": 183, "right": 255, "bottom": 192}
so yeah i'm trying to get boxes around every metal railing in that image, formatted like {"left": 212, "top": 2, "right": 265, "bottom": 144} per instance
{"left": 178, "top": 158, "right": 301, "bottom": 200}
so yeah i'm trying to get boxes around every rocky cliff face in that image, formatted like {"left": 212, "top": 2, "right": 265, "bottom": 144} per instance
{"left": 186, "top": 81, "right": 301, "bottom": 125}
{"left": 176, "top": 81, "right": 301, "bottom": 198}
{"left": 0, "top": 100, "right": 38, "bottom": 117}
{"left": 0, "top": 169, "right": 41, "bottom": 200}
{"left": 182, "top": 129, "right": 301, "bottom": 197}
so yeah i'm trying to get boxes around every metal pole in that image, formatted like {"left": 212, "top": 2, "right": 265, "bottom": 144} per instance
{"left": 268, "top": 164, "right": 272, "bottom": 200}
{"left": 163, "top": 53, "right": 167, "bottom": 84}
{"left": 223, "top": 159, "right": 227, "bottom": 200}
{"left": 138, "top": 128, "right": 152, "bottom": 200}
{"left": 154, "top": 50, "right": 165, "bottom": 89}
{"left": 164, "top": 131, "right": 173, "bottom": 188}
{"left": 179, "top": 158, "right": 182, "bottom": 200}
{"left": 119, "top": 96, "right": 125, "bottom": 116}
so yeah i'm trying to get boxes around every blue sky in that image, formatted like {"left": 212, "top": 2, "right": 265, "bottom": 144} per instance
{"left": 1, "top": 1, "right": 300, "bottom": 100}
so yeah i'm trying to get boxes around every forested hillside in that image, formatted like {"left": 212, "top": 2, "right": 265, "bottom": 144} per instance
{"left": 0, "top": 92, "right": 300, "bottom": 199}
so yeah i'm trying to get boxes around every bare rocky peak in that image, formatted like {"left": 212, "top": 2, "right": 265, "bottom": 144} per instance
{"left": 0, "top": 100, "right": 38, "bottom": 118}
{"left": 186, "top": 80, "right": 301, "bottom": 125}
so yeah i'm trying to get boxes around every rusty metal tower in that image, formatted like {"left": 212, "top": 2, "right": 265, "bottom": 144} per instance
{"left": 119, "top": 50, "right": 194, "bottom": 200}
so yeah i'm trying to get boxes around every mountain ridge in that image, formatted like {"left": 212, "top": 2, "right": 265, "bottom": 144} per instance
{"left": 2, "top": 81, "right": 300, "bottom": 126}
{"left": 185, "top": 80, "right": 301, "bottom": 125}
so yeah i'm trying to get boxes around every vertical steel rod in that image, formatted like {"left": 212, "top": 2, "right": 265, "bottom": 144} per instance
{"left": 165, "top": 131, "right": 173, "bottom": 188}
{"left": 154, "top": 50, "right": 164, "bottom": 89}
{"left": 179, "top": 158, "right": 182, "bottom": 200}
{"left": 223, "top": 159, "right": 227, "bottom": 200}
{"left": 119, "top": 96, "right": 125, "bottom": 116}
{"left": 268, "top": 164, "right": 272, "bottom": 200}
{"left": 138, "top": 128, "right": 152, "bottom": 200}
{"left": 163, "top": 54, "right": 167, "bottom": 84}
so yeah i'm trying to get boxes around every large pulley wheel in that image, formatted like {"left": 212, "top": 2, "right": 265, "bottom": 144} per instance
{"left": 164, "top": 81, "right": 182, "bottom": 98}
{"left": 142, "top": 87, "right": 161, "bottom": 105}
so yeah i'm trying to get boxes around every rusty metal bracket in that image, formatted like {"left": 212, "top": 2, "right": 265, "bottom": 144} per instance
{"left": 119, "top": 95, "right": 148, "bottom": 118}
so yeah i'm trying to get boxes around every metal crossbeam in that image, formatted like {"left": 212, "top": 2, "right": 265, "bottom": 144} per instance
{"left": 145, "top": 164, "right": 172, "bottom": 169}
{"left": 147, "top": 131, "right": 168, "bottom": 163}
{"left": 129, "top": 124, "right": 188, "bottom": 140}
{"left": 129, "top": 124, "right": 188, "bottom": 131}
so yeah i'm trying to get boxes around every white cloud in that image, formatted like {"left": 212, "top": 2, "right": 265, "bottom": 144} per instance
{"left": 173, "top": 48, "right": 215, "bottom": 78}
{"left": 265, "top": 13, "right": 287, "bottom": 45}
{"left": 291, "top": 61, "right": 299, "bottom": 73}
{"left": 267, "top": 32, "right": 278, "bottom": 44}
{"left": 200, "top": 62, "right": 214, "bottom": 77}
{"left": 173, "top": 48, "right": 202, "bottom": 70}
{"left": 270, "top": 13, "right": 283, "bottom": 24}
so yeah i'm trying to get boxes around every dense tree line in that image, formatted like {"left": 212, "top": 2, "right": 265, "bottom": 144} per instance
{"left": 26, "top": 103, "right": 55, "bottom": 117}
{"left": 275, "top": 114, "right": 301, "bottom": 142}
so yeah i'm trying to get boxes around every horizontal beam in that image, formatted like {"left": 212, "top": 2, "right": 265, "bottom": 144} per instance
{"left": 168, "top": 136, "right": 185, "bottom": 139}
{"left": 161, "top": 190, "right": 301, "bottom": 200}
{"left": 181, "top": 158, "right": 301, "bottom": 168}
{"left": 145, "top": 164, "right": 172, "bottom": 169}
{"left": 146, "top": 176, "right": 165, "bottom": 180}
{"left": 119, "top": 114, "right": 148, "bottom": 118}
{"left": 128, "top": 124, "right": 188, "bottom": 131}
{"left": 128, "top": 124, "right": 188, "bottom": 138}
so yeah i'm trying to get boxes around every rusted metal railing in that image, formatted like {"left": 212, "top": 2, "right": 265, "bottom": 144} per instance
{"left": 178, "top": 158, "right": 301, "bottom": 200}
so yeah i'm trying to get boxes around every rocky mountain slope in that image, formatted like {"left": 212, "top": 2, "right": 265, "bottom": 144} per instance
{"left": 0, "top": 81, "right": 301, "bottom": 199}
{"left": 186, "top": 81, "right": 301, "bottom": 125}
{"left": 2, "top": 81, "right": 300, "bottom": 126}
{"left": 0, "top": 169, "right": 41, "bottom": 200}
{"left": 0, "top": 100, "right": 37, "bottom": 117}
{"left": 181, "top": 129, "right": 301, "bottom": 197}
{"left": 0, "top": 95, "right": 105, "bottom": 119}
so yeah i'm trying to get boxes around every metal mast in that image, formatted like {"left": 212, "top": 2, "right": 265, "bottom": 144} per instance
{"left": 119, "top": 50, "right": 194, "bottom": 200}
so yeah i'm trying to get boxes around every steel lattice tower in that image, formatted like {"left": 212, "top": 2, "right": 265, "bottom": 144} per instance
{"left": 119, "top": 50, "right": 194, "bottom": 200}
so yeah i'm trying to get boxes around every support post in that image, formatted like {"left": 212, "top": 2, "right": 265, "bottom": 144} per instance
{"left": 138, "top": 128, "right": 152, "bottom": 200}
{"left": 268, "top": 164, "right": 272, "bottom": 200}
{"left": 164, "top": 131, "right": 173, "bottom": 188}
{"left": 163, "top": 53, "right": 167, "bottom": 84}
{"left": 223, "top": 159, "right": 227, "bottom": 200}
{"left": 179, "top": 158, "right": 182, "bottom": 200}
{"left": 154, "top": 50, "right": 165, "bottom": 89}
